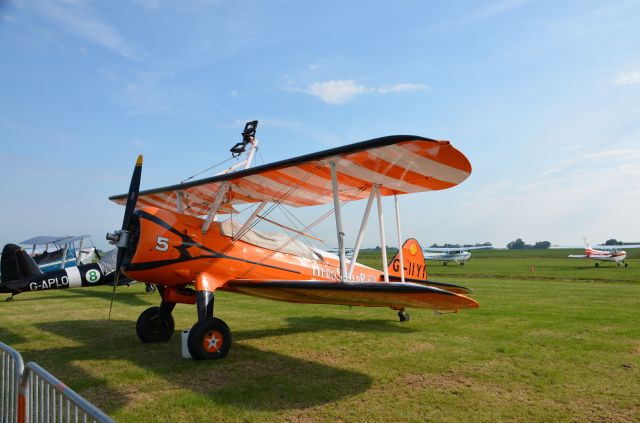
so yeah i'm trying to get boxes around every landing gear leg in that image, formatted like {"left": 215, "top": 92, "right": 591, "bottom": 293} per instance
{"left": 398, "top": 308, "right": 410, "bottom": 322}
{"left": 188, "top": 291, "right": 232, "bottom": 360}
{"left": 136, "top": 300, "right": 176, "bottom": 342}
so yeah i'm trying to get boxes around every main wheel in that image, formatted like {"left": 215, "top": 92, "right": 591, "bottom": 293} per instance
{"left": 187, "top": 317, "right": 232, "bottom": 360}
{"left": 443, "top": 262, "right": 447, "bottom": 266}
{"left": 398, "top": 310, "right": 410, "bottom": 322}
{"left": 136, "top": 306, "right": 175, "bottom": 343}
{"left": 625, "top": 262, "right": 628, "bottom": 268}
{"left": 595, "top": 262, "right": 599, "bottom": 268}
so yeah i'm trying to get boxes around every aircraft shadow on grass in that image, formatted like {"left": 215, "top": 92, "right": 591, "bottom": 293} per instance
{"left": 2, "top": 288, "right": 149, "bottom": 307}
{"left": 235, "top": 315, "right": 418, "bottom": 342}
{"left": 18, "top": 316, "right": 416, "bottom": 413}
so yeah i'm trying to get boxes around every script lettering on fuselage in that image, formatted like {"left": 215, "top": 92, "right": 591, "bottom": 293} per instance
{"left": 28, "top": 276, "right": 69, "bottom": 291}
{"left": 311, "top": 262, "right": 375, "bottom": 282}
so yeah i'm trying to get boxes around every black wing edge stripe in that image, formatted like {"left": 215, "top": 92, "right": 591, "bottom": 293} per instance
{"left": 227, "top": 280, "right": 457, "bottom": 296}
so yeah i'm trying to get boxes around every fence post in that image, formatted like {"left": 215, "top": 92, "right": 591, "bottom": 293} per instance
{"left": 0, "top": 341, "right": 24, "bottom": 423}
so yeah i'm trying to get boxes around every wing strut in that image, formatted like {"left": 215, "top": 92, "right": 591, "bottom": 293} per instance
{"left": 376, "top": 186, "right": 389, "bottom": 282}
{"left": 347, "top": 188, "right": 376, "bottom": 280}
{"left": 394, "top": 194, "right": 405, "bottom": 282}
{"left": 202, "top": 182, "right": 230, "bottom": 234}
{"left": 176, "top": 190, "right": 185, "bottom": 213}
{"left": 75, "top": 237, "right": 84, "bottom": 266}
{"left": 233, "top": 201, "right": 267, "bottom": 241}
{"left": 329, "top": 161, "right": 347, "bottom": 282}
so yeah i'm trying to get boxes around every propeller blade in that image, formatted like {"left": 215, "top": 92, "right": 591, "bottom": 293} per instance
{"left": 121, "top": 154, "right": 143, "bottom": 232}
{"left": 109, "top": 154, "right": 143, "bottom": 321}
{"left": 107, "top": 268, "right": 120, "bottom": 321}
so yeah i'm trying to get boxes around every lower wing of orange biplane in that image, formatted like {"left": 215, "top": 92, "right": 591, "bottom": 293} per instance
{"left": 226, "top": 280, "right": 479, "bottom": 310}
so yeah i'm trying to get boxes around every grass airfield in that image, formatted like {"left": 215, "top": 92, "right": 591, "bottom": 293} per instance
{"left": 1, "top": 249, "right": 639, "bottom": 422}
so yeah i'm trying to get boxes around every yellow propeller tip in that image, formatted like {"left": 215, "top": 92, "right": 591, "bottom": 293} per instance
{"left": 136, "top": 155, "right": 143, "bottom": 166}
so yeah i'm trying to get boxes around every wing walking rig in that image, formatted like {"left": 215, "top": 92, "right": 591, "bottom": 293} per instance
{"left": 103, "top": 120, "right": 477, "bottom": 359}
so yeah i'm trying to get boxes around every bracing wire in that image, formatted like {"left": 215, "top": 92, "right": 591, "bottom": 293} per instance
{"left": 180, "top": 156, "right": 236, "bottom": 184}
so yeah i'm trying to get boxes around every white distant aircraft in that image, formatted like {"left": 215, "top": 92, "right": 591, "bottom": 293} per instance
{"left": 568, "top": 238, "right": 640, "bottom": 267}
{"left": 423, "top": 246, "right": 492, "bottom": 266}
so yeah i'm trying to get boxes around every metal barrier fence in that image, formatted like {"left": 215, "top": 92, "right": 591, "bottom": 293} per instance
{"left": 0, "top": 343, "right": 114, "bottom": 423}
{"left": 1, "top": 342, "right": 24, "bottom": 423}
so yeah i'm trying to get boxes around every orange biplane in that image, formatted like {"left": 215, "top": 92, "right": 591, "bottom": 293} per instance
{"left": 107, "top": 121, "right": 478, "bottom": 360}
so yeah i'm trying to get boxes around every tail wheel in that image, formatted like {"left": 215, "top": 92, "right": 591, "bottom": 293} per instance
{"left": 398, "top": 310, "right": 410, "bottom": 322}
{"left": 136, "top": 306, "right": 175, "bottom": 342}
{"left": 187, "top": 317, "right": 232, "bottom": 360}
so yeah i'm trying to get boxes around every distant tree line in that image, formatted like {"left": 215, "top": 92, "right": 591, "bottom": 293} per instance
{"left": 506, "top": 238, "right": 551, "bottom": 249}
{"left": 429, "top": 242, "right": 493, "bottom": 248}
{"left": 602, "top": 239, "right": 640, "bottom": 246}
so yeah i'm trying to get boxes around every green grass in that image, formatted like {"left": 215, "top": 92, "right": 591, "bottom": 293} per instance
{"left": 1, "top": 251, "right": 639, "bottom": 422}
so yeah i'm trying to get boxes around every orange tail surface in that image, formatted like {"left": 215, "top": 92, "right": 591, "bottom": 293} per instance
{"left": 387, "top": 238, "right": 427, "bottom": 281}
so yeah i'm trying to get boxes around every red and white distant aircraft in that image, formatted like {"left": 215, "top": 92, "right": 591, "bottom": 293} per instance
{"left": 568, "top": 238, "right": 640, "bottom": 267}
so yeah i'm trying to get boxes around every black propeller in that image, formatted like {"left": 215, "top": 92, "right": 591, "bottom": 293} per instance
{"left": 106, "top": 155, "right": 143, "bottom": 320}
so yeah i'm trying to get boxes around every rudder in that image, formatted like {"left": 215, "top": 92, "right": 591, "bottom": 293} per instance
{"left": 1, "top": 244, "right": 43, "bottom": 284}
{"left": 387, "top": 238, "right": 428, "bottom": 280}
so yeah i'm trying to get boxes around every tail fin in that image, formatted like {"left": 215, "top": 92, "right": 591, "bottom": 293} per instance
{"left": 1, "top": 244, "right": 43, "bottom": 284}
{"left": 387, "top": 238, "right": 427, "bottom": 280}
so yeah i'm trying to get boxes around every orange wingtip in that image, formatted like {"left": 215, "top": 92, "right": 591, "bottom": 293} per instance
{"left": 136, "top": 155, "right": 143, "bottom": 166}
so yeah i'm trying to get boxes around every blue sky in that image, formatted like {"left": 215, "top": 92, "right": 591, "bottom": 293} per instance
{"left": 1, "top": 0, "right": 639, "bottom": 250}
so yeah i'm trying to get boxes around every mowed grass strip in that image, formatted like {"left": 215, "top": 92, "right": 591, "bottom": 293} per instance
{"left": 0, "top": 251, "right": 638, "bottom": 422}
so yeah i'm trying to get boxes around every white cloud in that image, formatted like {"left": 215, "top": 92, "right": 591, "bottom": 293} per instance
{"left": 303, "top": 80, "right": 428, "bottom": 104}
{"left": 615, "top": 70, "right": 640, "bottom": 85}
{"left": 33, "top": 0, "right": 141, "bottom": 60}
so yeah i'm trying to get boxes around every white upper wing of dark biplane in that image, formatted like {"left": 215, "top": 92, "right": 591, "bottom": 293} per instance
{"left": 109, "top": 135, "right": 471, "bottom": 213}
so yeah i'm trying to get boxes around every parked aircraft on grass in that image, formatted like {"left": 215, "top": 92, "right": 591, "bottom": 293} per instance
{"left": 0, "top": 248, "right": 131, "bottom": 301}
{"left": 567, "top": 238, "right": 640, "bottom": 267}
{"left": 423, "top": 246, "right": 493, "bottom": 266}
{"left": 1, "top": 121, "right": 479, "bottom": 360}
{"left": 19, "top": 235, "right": 98, "bottom": 272}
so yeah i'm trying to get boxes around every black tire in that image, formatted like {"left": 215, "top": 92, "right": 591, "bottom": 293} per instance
{"left": 398, "top": 310, "right": 410, "bottom": 322}
{"left": 443, "top": 262, "right": 447, "bottom": 266}
{"left": 136, "top": 306, "right": 175, "bottom": 343}
{"left": 625, "top": 262, "right": 628, "bottom": 268}
{"left": 595, "top": 262, "right": 599, "bottom": 268}
{"left": 187, "top": 317, "right": 232, "bottom": 360}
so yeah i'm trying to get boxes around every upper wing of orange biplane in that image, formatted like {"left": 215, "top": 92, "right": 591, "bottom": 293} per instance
{"left": 109, "top": 135, "right": 471, "bottom": 213}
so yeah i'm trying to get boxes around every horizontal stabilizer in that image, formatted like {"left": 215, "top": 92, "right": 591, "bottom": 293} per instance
{"left": 226, "top": 280, "right": 479, "bottom": 311}
{"left": 387, "top": 275, "right": 473, "bottom": 294}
